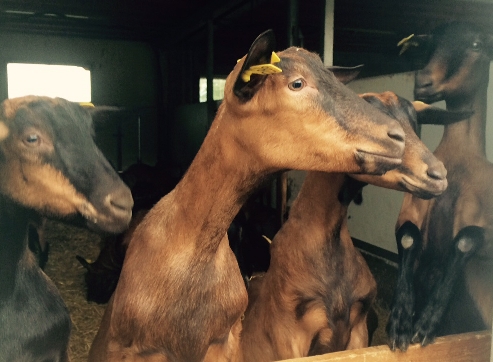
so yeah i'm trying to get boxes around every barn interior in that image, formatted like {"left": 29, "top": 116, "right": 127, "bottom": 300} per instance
{"left": 1, "top": 0, "right": 493, "bottom": 361}
{"left": 2, "top": 0, "right": 492, "bottom": 172}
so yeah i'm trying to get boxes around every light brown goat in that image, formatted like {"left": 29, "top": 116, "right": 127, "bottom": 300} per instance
{"left": 239, "top": 91, "right": 459, "bottom": 361}
{"left": 89, "top": 30, "right": 406, "bottom": 362}
{"left": 388, "top": 21, "right": 493, "bottom": 351}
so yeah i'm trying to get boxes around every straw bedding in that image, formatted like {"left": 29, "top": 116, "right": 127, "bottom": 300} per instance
{"left": 42, "top": 220, "right": 106, "bottom": 361}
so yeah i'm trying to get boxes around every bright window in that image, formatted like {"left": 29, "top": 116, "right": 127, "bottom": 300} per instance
{"left": 199, "top": 77, "right": 226, "bottom": 103}
{"left": 7, "top": 63, "right": 91, "bottom": 102}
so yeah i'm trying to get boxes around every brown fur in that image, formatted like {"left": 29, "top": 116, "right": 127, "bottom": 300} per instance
{"left": 239, "top": 92, "right": 447, "bottom": 362}
{"left": 89, "top": 31, "right": 407, "bottom": 362}
{"left": 0, "top": 162, "right": 88, "bottom": 216}
{"left": 391, "top": 21, "right": 493, "bottom": 349}
{"left": 0, "top": 96, "right": 133, "bottom": 233}
{"left": 0, "top": 96, "right": 133, "bottom": 361}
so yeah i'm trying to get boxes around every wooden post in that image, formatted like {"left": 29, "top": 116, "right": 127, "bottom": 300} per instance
{"left": 491, "top": 323, "right": 493, "bottom": 362}
{"left": 206, "top": 17, "right": 215, "bottom": 127}
{"left": 323, "top": 0, "right": 334, "bottom": 67}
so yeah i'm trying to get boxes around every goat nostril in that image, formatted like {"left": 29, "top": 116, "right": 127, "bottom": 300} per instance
{"left": 107, "top": 186, "right": 134, "bottom": 212}
{"left": 416, "top": 79, "right": 433, "bottom": 89}
{"left": 427, "top": 166, "right": 446, "bottom": 180}
{"left": 387, "top": 127, "right": 405, "bottom": 143}
{"left": 415, "top": 70, "right": 433, "bottom": 87}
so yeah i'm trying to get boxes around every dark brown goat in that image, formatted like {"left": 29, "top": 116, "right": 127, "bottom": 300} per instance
{"left": 239, "top": 91, "right": 459, "bottom": 361}
{"left": 388, "top": 21, "right": 493, "bottom": 351}
{"left": 89, "top": 30, "right": 407, "bottom": 362}
{"left": 0, "top": 96, "right": 133, "bottom": 361}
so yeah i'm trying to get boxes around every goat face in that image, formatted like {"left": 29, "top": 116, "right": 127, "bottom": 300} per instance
{"left": 221, "top": 30, "right": 406, "bottom": 176}
{"left": 414, "top": 21, "right": 493, "bottom": 105}
{"left": 0, "top": 96, "right": 133, "bottom": 234}
{"left": 352, "top": 92, "right": 447, "bottom": 199}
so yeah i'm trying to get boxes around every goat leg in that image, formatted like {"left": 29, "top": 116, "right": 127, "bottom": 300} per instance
{"left": 411, "top": 226, "right": 484, "bottom": 346}
{"left": 386, "top": 221, "right": 422, "bottom": 351}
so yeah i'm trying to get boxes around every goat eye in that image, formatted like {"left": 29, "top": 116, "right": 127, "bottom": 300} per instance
{"left": 472, "top": 41, "right": 482, "bottom": 51}
{"left": 25, "top": 134, "right": 39, "bottom": 145}
{"left": 289, "top": 79, "right": 305, "bottom": 91}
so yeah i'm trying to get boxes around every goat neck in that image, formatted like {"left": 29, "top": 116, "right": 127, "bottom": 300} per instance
{"left": 241, "top": 172, "right": 374, "bottom": 362}
{"left": 169, "top": 116, "right": 267, "bottom": 253}
{"left": 439, "top": 90, "right": 488, "bottom": 158}
{"left": 268, "top": 172, "right": 349, "bottom": 273}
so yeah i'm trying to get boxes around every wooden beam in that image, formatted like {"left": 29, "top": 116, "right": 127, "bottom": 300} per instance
{"left": 491, "top": 328, "right": 493, "bottom": 362}
{"left": 323, "top": 0, "right": 334, "bottom": 66}
{"left": 280, "top": 331, "right": 491, "bottom": 362}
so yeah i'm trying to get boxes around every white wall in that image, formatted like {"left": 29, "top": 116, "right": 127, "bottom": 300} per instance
{"left": 344, "top": 66, "right": 493, "bottom": 253}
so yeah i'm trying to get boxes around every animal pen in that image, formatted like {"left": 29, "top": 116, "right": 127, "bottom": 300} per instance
{"left": 1, "top": 0, "right": 493, "bottom": 362}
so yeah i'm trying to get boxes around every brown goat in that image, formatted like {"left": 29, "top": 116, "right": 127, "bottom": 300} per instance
{"left": 89, "top": 30, "right": 407, "bottom": 362}
{"left": 388, "top": 21, "right": 493, "bottom": 351}
{"left": 239, "top": 91, "right": 460, "bottom": 361}
{"left": 0, "top": 96, "right": 133, "bottom": 361}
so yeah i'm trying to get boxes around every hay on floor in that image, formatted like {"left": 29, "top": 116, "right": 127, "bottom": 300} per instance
{"left": 43, "top": 220, "right": 107, "bottom": 362}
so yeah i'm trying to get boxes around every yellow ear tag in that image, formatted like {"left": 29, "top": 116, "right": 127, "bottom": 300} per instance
{"left": 397, "top": 34, "right": 419, "bottom": 56}
{"left": 270, "top": 51, "right": 281, "bottom": 63}
{"left": 241, "top": 51, "right": 282, "bottom": 82}
{"left": 79, "top": 102, "right": 95, "bottom": 108}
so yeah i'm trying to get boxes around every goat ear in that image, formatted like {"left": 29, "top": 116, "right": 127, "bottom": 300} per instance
{"left": 398, "top": 34, "right": 432, "bottom": 56}
{"left": 413, "top": 34, "right": 432, "bottom": 46}
{"left": 83, "top": 105, "right": 126, "bottom": 123}
{"left": 233, "top": 30, "right": 277, "bottom": 101}
{"left": 413, "top": 101, "right": 473, "bottom": 125}
{"left": 86, "top": 105, "right": 125, "bottom": 114}
{"left": 77, "top": 102, "right": 124, "bottom": 115}
{"left": 328, "top": 65, "right": 363, "bottom": 85}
